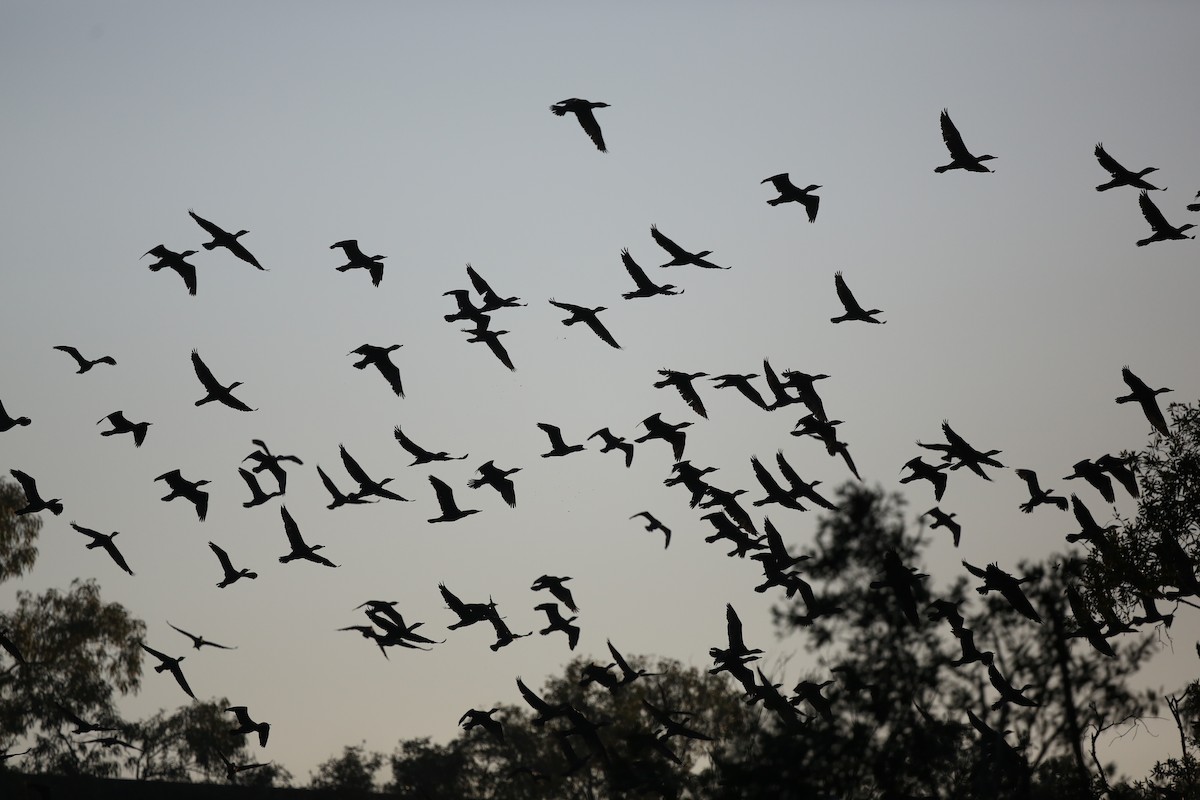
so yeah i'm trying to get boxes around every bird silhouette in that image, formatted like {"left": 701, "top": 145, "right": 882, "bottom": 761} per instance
{"left": 920, "top": 420, "right": 1004, "bottom": 480}
{"left": 1093, "top": 144, "right": 1163, "bottom": 192}
{"left": 11, "top": 469, "right": 63, "bottom": 516}
{"left": 549, "top": 298, "right": 620, "bottom": 349}
{"left": 461, "top": 317, "right": 516, "bottom": 371}
{"left": 1095, "top": 453, "right": 1139, "bottom": 498}
{"left": 607, "top": 639, "right": 660, "bottom": 687}
{"left": 144, "top": 244, "right": 199, "bottom": 295}
{"left": 70, "top": 523, "right": 133, "bottom": 575}
{"left": 935, "top": 109, "right": 996, "bottom": 173}
{"left": 97, "top": 411, "right": 151, "bottom": 447}
{"left": 620, "top": 249, "right": 682, "bottom": 299}
{"left": 155, "top": 469, "right": 210, "bottom": 521}
{"left": 350, "top": 344, "right": 405, "bottom": 397}
{"left": 921, "top": 507, "right": 962, "bottom": 547}
{"left": 278, "top": 506, "right": 337, "bottom": 567}
{"left": 750, "top": 455, "right": 806, "bottom": 511}
{"left": 761, "top": 174, "right": 820, "bottom": 222}
{"left": 1135, "top": 191, "right": 1195, "bottom": 246}
{"left": 138, "top": 642, "right": 196, "bottom": 699}
{"left": 459, "top": 708, "right": 505, "bottom": 742}
{"left": 54, "top": 704, "right": 121, "bottom": 735}
{"left": 209, "top": 541, "right": 258, "bottom": 588}
{"left": 394, "top": 425, "right": 467, "bottom": 465}
{"left": 443, "top": 289, "right": 490, "bottom": 326}
{"left": 635, "top": 413, "right": 691, "bottom": 460}
{"left": 484, "top": 604, "right": 531, "bottom": 651}
{"left": 537, "top": 423, "right": 586, "bottom": 458}
{"left": 339, "top": 444, "right": 409, "bottom": 502}
{"left": 631, "top": 511, "right": 671, "bottom": 548}
{"left": 870, "top": 549, "right": 926, "bottom": 626}
{"left": 331, "top": 239, "right": 385, "bottom": 286}
{"left": 589, "top": 428, "right": 634, "bottom": 467}
{"left": 466, "top": 264, "right": 524, "bottom": 311}
{"left": 793, "top": 414, "right": 861, "bottom": 480}
{"left": 1062, "top": 458, "right": 1116, "bottom": 504}
{"left": 900, "top": 457, "right": 948, "bottom": 501}
{"left": 792, "top": 679, "right": 836, "bottom": 723}
{"left": 439, "top": 583, "right": 494, "bottom": 630}
{"left": 316, "top": 465, "right": 373, "bottom": 510}
{"left": 982, "top": 652, "right": 1039, "bottom": 709}
{"left": 227, "top": 706, "right": 270, "bottom": 747}
{"left": 531, "top": 575, "right": 578, "bottom": 612}
{"left": 243, "top": 440, "right": 303, "bottom": 494}
{"left": 1115, "top": 365, "right": 1172, "bottom": 436}
{"left": 962, "top": 561, "right": 1042, "bottom": 623}
{"left": 653, "top": 369, "right": 709, "bottom": 418}
{"left": 191, "top": 350, "right": 254, "bottom": 411}
{"left": 1014, "top": 468, "right": 1069, "bottom": 513}
{"left": 702, "top": 511, "right": 765, "bottom": 558}
{"left": 468, "top": 461, "right": 520, "bottom": 508}
{"left": 426, "top": 476, "right": 480, "bottom": 523}
{"left": 650, "top": 224, "right": 728, "bottom": 269}
{"left": 54, "top": 345, "right": 117, "bottom": 374}
{"left": 1065, "top": 495, "right": 1117, "bottom": 546}
{"left": 665, "top": 460, "right": 718, "bottom": 507}
{"left": 831, "top": 271, "right": 885, "bottom": 324}
{"left": 1065, "top": 585, "right": 1116, "bottom": 658}
{"left": 641, "top": 697, "right": 712, "bottom": 741}
{"left": 168, "top": 622, "right": 236, "bottom": 650}
{"left": 710, "top": 373, "right": 770, "bottom": 410}
{"left": 535, "top": 602, "right": 581, "bottom": 650}
{"left": 781, "top": 369, "right": 830, "bottom": 418}
{"left": 0, "top": 398, "right": 31, "bottom": 432}
{"left": 551, "top": 98, "right": 609, "bottom": 152}
{"left": 188, "top": 209, "right": 264, "bottom": 269}
{"left": 217, "top": 752, "right": 272, "bottom": 781}
{"left": 774, "top": 450, "right": 838, "bottom": 510}
{"left": 516, "top": 676, "right": 569, "bottom": 727}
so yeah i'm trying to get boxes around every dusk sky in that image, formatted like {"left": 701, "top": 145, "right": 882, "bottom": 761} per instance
{"left": 3, "top": 1, "right": 1199, "bottom": 783}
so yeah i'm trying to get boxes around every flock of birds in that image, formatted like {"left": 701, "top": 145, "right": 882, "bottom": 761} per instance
{"left": 0, "top": 100, "right": 1196, "bottom": 790}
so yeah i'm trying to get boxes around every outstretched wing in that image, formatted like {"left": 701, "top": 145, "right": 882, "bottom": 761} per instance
{"left": 1093, "top": 143, "right": 1123, "bottom": 176}
{"left": 650, "top": 225, "right": 685, "bottom": 258}
{"left": 188, "top": 209, "right": 225, "bottom": 238}
{"left": 834, "top": 272, "right": 861, "bottom": 312}
{"left": 1138, "top": 191, "right": 1171, "bottom": 232}
{"left": 939, "top": 109, "right": 972, "bottom": 160}
{"left": 621, "top": 249, "right": 655, "bottom": 290}
{"left": 574, "top": 107, "right": 607, "bottom": 152}
{"left": 191, "top": 350, "right": 219, "bottom": 391}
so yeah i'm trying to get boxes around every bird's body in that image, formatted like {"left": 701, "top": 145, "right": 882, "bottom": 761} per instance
{"left": 427, "top": 475, "right": 481, "bottom": 523}
{"left": 155, "top": 469, "right": 210, "bottom": 521}
{"left": 340, "top": 444, "right": 408, "bottom": 502}
{"left": 466, "top": 264, "right": 524, "bottom": 311}
{"left": 537, "top": 423, "right": 586, "bottom": 458}
{"left": 900, "top": 457, "right": 948, "bottom": 501}
{"left": 589, "top": 428, "right": 634, "bottom": 467}
{"left": 227, "top": 706, "right": 270, "bottom": 747}
{"left": 54, "top": 345, "right": 117, "bottom": 374}
{"left": 1093, "top": 144, "right": 1163, "bottom": 192}
{"left": 168, "top": 622, "right": 236, "bottom": 651}
{"left": 654, "top": 370, "right": 709, "bottom": 418}
{"left": 11, "top": 469, "right": 64, "bottom": 516}
{"left": 350, "top": 344, "right": 405, "bottom": 397}
{"left": 1015, "top": 468, "right": 1068, "bottom": 513}
{"left": 711, "top": 373, "right": 770, "bottom": 411}
{"left": 459, "top": 708, "right": 505, "bottom": 742}
{"left": 922, "top": 507, "right": 962, "bottom": 547}
{"left": 1063, "top": 458, "right": 1116, "bottom": 504}
{"left": 535, "top": 602, "right": 581, "bottom": 650}
{"left": 191, "top": 350, "right": 254, "bottom": 412}
{"left": 963, "top": 561, "right": 1042, "bottom": 623}
{"left": 531, "top": 575, "right": 578, "bottom": 612}
{"left": 1135, "top": 191, "right": 1195, "bottom": 247}
{"left": 394, "top": 425, "right": 467, "bottom": 465}
{"left": 243, "top": 440, "right": 302, "bottom": 494}
{"left": 71, "top": 522, "right": 133, "bottom": 575}
{"left": 650, "top": 225, "right": 728, "bottom": 269}
{"left": 1116, "top": 365, "right": 1172, "bottom": 436}
{"left": 97, "top": 411, "right": 151, "bottom": 447}
{"left": 551, "top": 98, "right": 610, "bottom": 152}
{"left": 144, "top": 244, "right": 199, "bottom": 295}
{"left": 139, "top": 642, "right": 195, "bottom": 699}
{"left": 317, "top": 465, "right": 374, "bottom": 510}
{"left": 620, "top": 249, "right": 682, "bottom": 299}
{"left": 468, "top": 461, "right": 520, "bottom": 507}
{"left": 761, "top": 174, "right": 820, "bottom": 222}
{"left": 189, "top": 209, "right": 264, "bottom": 269}
{"left": 831, "top": 271, "right": 885, "bottom": 324}
{"left": 209, "top": 541, "right": 258, "bottom": 588}
{"left": 238, "top": 467, "right": 282, "bottom": 509}
{"left": 935, "top": 109, "right": 996, "bottom": 173}
{"left": 462, "top": 318, "right": 516, "bottom": 371}
{"left": 635, "top": 413, "right": 691, "bottom": 461}
{"left": 549, "top": 299, "right": 620, "bottom": 348}
{"left": 631, "top": 511, "right": 671, "bottom": 548}
{"left": 331, "top": 239, "right": 385, "bottom": 286}
{"left": 278, "top": 506, "right": 337, "bottom": 567}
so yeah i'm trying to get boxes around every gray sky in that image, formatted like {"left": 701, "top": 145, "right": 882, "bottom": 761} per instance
{"left": 2, "top": 1, "right": 1199, "bottom": 782}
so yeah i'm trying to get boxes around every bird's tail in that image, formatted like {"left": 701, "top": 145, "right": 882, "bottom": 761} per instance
{"left": 202, "top": 241, "right": 219, "bottom": 251}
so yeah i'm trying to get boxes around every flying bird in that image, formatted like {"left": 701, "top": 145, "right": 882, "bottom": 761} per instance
{"left": 922, "top": 507, "right": 962, "bottom": 547}
{"left": 900, "top": 457, "right": 949, "bottom": 501}
{"left": 537, "top": 423, "right": 586, "bottom": 458}
{"left": 227, "top": 706, "right": 271, "bottom": 747}
{"left": 650, "top": 224, "right": 729, "bottom": 269}
{"left": 394, "top": 425, "right": 467, "bottom": 465}
{"left": 631, "top": 511, "right": 671, "bottom": 548}
{"left": 962, "top": 560, "right": 1042, "bottom": 623}
{"left": 548, "top": 299, "right": 620, "bottom": 349}
{"left": 209, "top": 541, "right": 258, "bottom": 588}
{"left": 144, "top": 244, "right": 199, "bottom": 295}
{"left": 468, "top": 461, "right": 521, "bottom": 508}
{"left": 316, "top": 465, "right": 373, "bottom": 510}
{"left": 1115, "top": 365, "right": 1172, "bottom": 436}
{"left": 589, "top": 428, "right": 634, "bottom": 468}
{"left": 710, "top": 373, "right": 770, "bottom": 411}
{"left": 935, "top": 109, "right": 996, "bottom": 173}
{"left": 1136, "top": 191, "right": 1195, "bottom": 246}
{"left": 461, "top": 318, "right": 516, "bottom": 371}
{"left": 331, "top": 239, "right": 386, "bottom": 286}
{"left": 0, "top": 398, "right": 31, "bottom": 432}
{"left": 1014, "top": 468, "right": 1069, "bottom": 513}
{"left": 831, "top": 271, "right": 885, "bottom": 324}
{"left": 70, "top": 522, "right": 134, "bottom": 575}
{"left": 620, "top": 249, "right": 682, "bottom": 299}
{"left": 11, "top": 469, "right": 63, "bottom": 516}
{"left": 551, "top": 98, "right": 610, "bottom": 152}
{"left": 635, "top": 413, "right": 691, "bottom": 461}
{"left": 761, "top": 174, "right": 820, "bottom": 222}
{"left": 54, "top": 345, "right": 117, "bottom": 374}
{"left": 1093, "top": 144, "right": 1163, "bottom": 192}
{"left": 155, "top": 469, "right": 210, "bottom": 521}
{"left": 531, "top": 575, "right": 578, "bottom": 612}
{"left": 466, "top": 264, "right": 524, "bottom": 311}
{"left": 655, "top": 369, "right": 709, "bottom": 418}
{"left": 339, "top": 444, "right": 409, "bottom": 502}
{"left": 350, "top": 344, "right": 405, "bottom": 397}
{"left": 1063, "top": 458, "right": 1116, "bottom": 504}
{"left": 426, "top": 475, "right": 481, "bottom": 523}
{"left": 1095, "top": 453, "right": 1139, "bottom": 498}
{"left": 242, "top": 440, "right": 303, "bottom": 494}
{"left": 97, "top": 411, "right": 151, "bottom": 447}
{"left": 138, "top": 642, "right": 196, "bottom": 699}
{"left": 278, "top": 506, "right": 338, "bottom": 567}
{"left": 188, "top": 209, "right": 264, "bottom": 269}
{"left": 459, "top": 708, "right": 505, "bottom": 742}
{"left": 191, "top": 350, "right": 254, "bottom": 412}
{"left": 168, "top": 622, "right": 236, "bottom": 651}
{"left": 535, "top": 602, "right": 581, "bottom": 650}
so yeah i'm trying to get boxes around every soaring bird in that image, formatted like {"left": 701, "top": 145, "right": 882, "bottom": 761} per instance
{"left": 1093, "top": 144, "right": 1164, "bottom": 192}
{"left": 1066, "top": 585, "right": 1117, "bottom": 658}
{"left": 551, "top": 98, "right": 610, "bottom": 152}
{"left": 394, "top": 425, "right": 467, "bottom": 465}
{"left": 468, "top": 461, "right": 521, "bottom": 508}
{"left": 620, "top": 249, "right": 682, "bottom": 299}
{"left": 316, "top": 465, "right": 373, "bottom": 510}
{"left": 462, "top": 318, "right": 516, "bottom": 371}
{"left": 761, "top": 174, "right": 820, "bottom": 222}
{"left": 548, "top": 299, "right": 620, "bottom": 349}
{"left": 443, "top": 289, "right": 490, "bottom": 326}
{"left": 54, "top": 345, "right": 117, "bottom": 374}
{"left": 516, "top": 676, "right": 569, "bottom": 727}
{"left": 138, "top": 642, "right": 196, "bottom": 699}
{"left": 459, "top": 708, "right": 505, "bottom": 742}
{"left": 70, "top": 522, "right": 133, "bottom": 575}
{"left": 144, "top": 244, "right": 199, "bottom": 295}
{"left": 607, "top": 639, "right": 660, "bottom": 687}
{"left": 531, "top": 575, "right": 578, "bottom": 612}
{"left": 155, "top": 469, "right": 210, "bottom": 521}
{"left": 535, "top": 602, "right": 581, "bottom": 650}
{"left": 485, "top": 604, "right": 531, "bottom": 652}
{"left": 900, "top": 457, "right": 948, "bottom": 501}
{"left": 339, "top": 444, "right": 409, "bottom": 502}
{"left": 641, "top": 697, "right": 713, "bottom": 741}
{"left": 962, "top": 561, "right": 1042, "bottom": 623}
{"left": 238, "top": 467, "right": 281, "bottom": 509}
{"left": 331, "top": 239, "right": 386, "bottom": 286}
{"left": 1136, "top": 191, "right": 1195, "bottom": 246}
{"left": 982, "top": 652, "right": 1039, "bottom": 709}
{"left": 54, "top": 704, "right": 120, "bottom": 735}
{"left": 922, "top": 507, "right": 962, "bottom": 547}
{"left": 713, "top": 604, "right": 763, "bottom": 664}
{"left": 1063, "top": 458, "right": 1116, "bottom": 504}
{"left": 792, "top": 679, "right": 836, "bottom": 724}
{"left": 631, "top": 511, "right": 671, "bottom": 548}
{"left": 439, "top": 583, "right": 494, "bottom": 630}
{"left": 227, "top": 706, "right": 271, "bottom": 747}
{"left": 1095, "top": 453, "right": 1139, "bottom": 498}
{"left": 774, "top": 450, "right": 837, "bottom": 510}
{"left": 188, "top": 209, "right": 264, "bottom": 269}
{"left": 350, "top": 344, "right": 405, "bottom": 397}
{"left": 466, "top": 264, "right": 524, "bottom": 311}
{"left": 168, "top": 622, "right": 236, "bottom": 651}
{"left": 920, "top": 420, "right": 1004, "bottom": 480}
{"left": 711, "top": 373, "right": 770, "bottom": 410}
{"left": 1116, "top": 365, "right": 1172, "bottom": 436}
{"left": 589, "top": 428, "right": 634, "bottom": 467}
{"left": 243, "top": 439, "right": 303, "bottom": 494}
{"left": 702, "top": 510, "right": 765, "bottom": 558}
{"left": 0, "top": 398, "right": 31, "bottom": 432}
{"left": 537, "top": 423, "right": 586, "bottom": 458}
{"left": 217, "top": 752, "right": 272, "bottom": 781}
{"left": 750, "top": 455, "right": 806, "bottom": 511}
{"left": 870, "top": 549, "right": 926, "bottom": 626}
{"left": 278, "top": 506, "right": 337, "bottom": 567}
{"left": 635, "top": 413, "right": 691, "bottom": 460}
{"left": 935, "top": 109, "right": 996, "bottom": 173}
{"left": 11, "top": 469, "right": 63, "bottom": 516}
{"left": 781, "top": 369, "right": 830, "bottom": 418}
{"left": 426, "top": 476, "right": 480, "bottom": 523}
{"left": 97, "top": 411, "right": 151, "bottom": 447}
{"left": 191, "top": 350, "right": 254, "bottom": 412}
{"left": 654, "top": 369, "right": 709, "bottom": 418}
{"left": 793, "top": 414, "right": 861, "bottom": 480}
{"left": 209, "top": 541, "right": 258, "bottom": 588}
{"left": 1015, "top": 468, "right": 1069, "bottom": 513}
{"left": 831, "top": 271, "right": 885, "bottom": 324}
{"left": 650, "top": 224, "right": 729, "bottom": 269}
